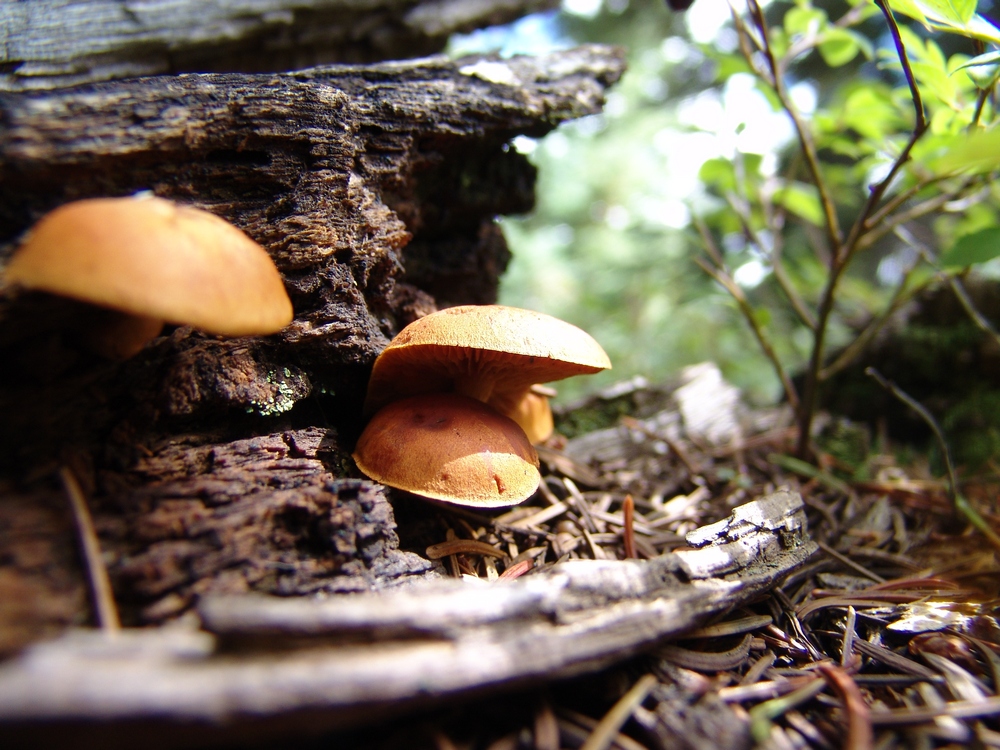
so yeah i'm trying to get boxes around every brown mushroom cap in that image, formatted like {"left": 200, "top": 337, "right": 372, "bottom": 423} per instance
{"left": 352, "top": 393, "right": 541, "bottom": 507}
{"left": 4, "top": 196, "right": 293, "bottom": 337}
{"left": 363, "top": 305, "right": 611, "bottom": 416}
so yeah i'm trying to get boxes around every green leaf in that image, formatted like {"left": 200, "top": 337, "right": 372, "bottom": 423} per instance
{"left": 954, "top": 49, "right": 1000, "bottom": 71}
{"left": 886, "top": 0, "right": 928, "bottom": 26}
{"left": 699, "top": 158, "right": 737, "bottom": 192}
{"left": 785, "top": 6, "right": 827, "bottom": 36}
{"left": 929, "top": 128, "right": 1000, "bottom": 174}
{"left": 965, "top": 62, "right": 1000, "bottom": 88}
{"left": 884, "top": 0, "right": 1000, "bottom": 45}
{"left": 818, "top": 28, "right": 861, "bottom": 66}
{"left": 840, "top": 87, "right": 904, "bottom": 140}
{"left": 910, "top": 59, "right": 961, "bottom": 108}
{"left": 941, "top": 227, "right": 1000, "bottom": 266}
{"left": 773, "top": 181, "right": 825, "bottom": 225}
{"left": 919, "top": 0, "right": 977, "bottom": 25}
{"left": 953, "top": 50, "right": 1000, "bottom": 88}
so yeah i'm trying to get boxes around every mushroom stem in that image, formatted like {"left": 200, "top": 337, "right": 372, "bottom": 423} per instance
{"left": 488, "top": 385, "right": 531, "bottom": 418}
{"left": 455, "top": 377, "right": 496, "bottom": 404}
{"left": 496, "top": 386, "right": 554, "bottom": 444}
{"left": 80, "top": 310, "right": 164, "bottom": 360}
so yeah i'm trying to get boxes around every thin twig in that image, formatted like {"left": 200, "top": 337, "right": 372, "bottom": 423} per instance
{"left": 948, "top": 274, "right": 1000, "bottom": 349}
{"left": 819, "top": 257, "right": 934, "bottom": 381}
{"left": 580, "top": 674, "right": 658, "bottom": 750}
{"left": 725, "top": 190, "right": 817, "bottom": 331}
{"left": 817, "top": 541, "right": 886, "bottom": 584}
{"left": 745, "top": 0, "right": 842, "bottom": 252}
{"left": 694, "top": 236, "right": 800, "bottom": 411}
{"left": 856, "top": 188, "right": 970, "bottom": 251}
{"left": 842, "top": 0, "right": 928, "bottom": 259}
{"left": 621, "top": 495, "right": 636, "bottom": 560}
{"left": 816, "top": 662, "right": 873, "bottom": 750}
{"left": 865, "top": 367, "right": 1000, "bottom": 553}
{"left": 59, "top": 466, "right": 121, "bottom": 633}
{"left": 795, "top": 0, "right": 930, "bottom": 458}
{"left": 864, "top": 174, "right": 975, "bottom": 234}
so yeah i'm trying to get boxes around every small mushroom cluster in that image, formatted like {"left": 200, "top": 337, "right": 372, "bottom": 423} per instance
{"left": 2, "top": 194, "right": 293, "bottom": 358}
{"left": 353, "top": 305, "right": 611, "bottom": 507}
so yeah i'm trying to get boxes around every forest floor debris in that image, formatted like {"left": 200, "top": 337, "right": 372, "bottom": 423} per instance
{"left": 2, "top": 366, "right": 999, "bottom": 749}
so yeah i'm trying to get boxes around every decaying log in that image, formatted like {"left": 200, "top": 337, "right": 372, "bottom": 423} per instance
{"left": 0, "top": 45, "right": 626, "bottom": 467}
{"left": 0, "top": 0, "right": 560, "bottom": 92}
{"left": 0, "top": 423, "right": 440, "bottom": 651}
{"left": 0, "top": 490, "right": 817, "bottom": 749}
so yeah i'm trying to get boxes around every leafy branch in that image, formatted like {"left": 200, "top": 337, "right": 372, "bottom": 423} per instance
{"left": 699, "top": 0, "right": 998, "bottom": 459}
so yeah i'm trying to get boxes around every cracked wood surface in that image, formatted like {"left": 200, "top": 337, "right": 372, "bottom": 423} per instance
{"left": 0, "top": 491, "right": 817, "bottom": 749}
{"left": 0, "top": 0, "right": 560, "bottom": 91}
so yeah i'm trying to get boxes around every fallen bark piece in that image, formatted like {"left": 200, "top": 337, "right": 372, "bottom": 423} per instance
{"left": 0, "top": 490, "right": 816, "bottom": 747}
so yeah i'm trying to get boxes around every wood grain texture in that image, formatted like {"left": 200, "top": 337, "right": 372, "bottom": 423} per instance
{"left": 0, "top": 0, "right": 560, "bottom": 91}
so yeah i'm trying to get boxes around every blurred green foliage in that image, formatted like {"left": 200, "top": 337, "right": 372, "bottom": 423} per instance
{"left": 482, "top": 0, "right": 794, "bottom": 403}
{"left": 452, "top": 0, "right": 1000, "bottom": 463}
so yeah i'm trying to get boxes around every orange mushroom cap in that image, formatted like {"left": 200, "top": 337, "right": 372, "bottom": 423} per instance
{"left": 4, "top": 195, "right": 293, "bottom": 339}
{"left": 352, "top": 393, "right": 541, "bottom": 507}
{"left": 363, "top": 305, "right": 611, "bottom": 418}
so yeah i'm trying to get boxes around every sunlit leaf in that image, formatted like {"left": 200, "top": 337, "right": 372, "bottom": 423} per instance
{"left": 918, "top": 0, "right": 977, "bottom": 25}
{"left": 940, "top": 227, "right": 1000, "bottom": 266}
{"left": 886, "top": 0, "right": 928, "bottom": 26}
{"left": 840, "top": 87, "right": 906, "bottom": 140}
{"left": 785, "top": 6, "right": 827, "bottom": 36}
{"left": 954, "top": 49, "right": 1000, "bottom": 71}
{"left": 818, "top": 28, "right": 862, "bottom": 66}
{"left": 773, "top": 181, "right": 825, "bottom": 225}
{"left": 910, "top": 60, "right": 960, "bottom": 108}
{"left": 884, "top": 0, "right": 1000, "bottom": 45}
{"left": 929, "top": 128, "right": 1000, "bottom": 173}
{"left": 699, "top": 158, "right": 738, "bottom": 192}
{"left": 740, "top": 152, "right": 765, "bottom": 179}
{"left": 953, "top": 50, "right": 1000, "bottom": 88}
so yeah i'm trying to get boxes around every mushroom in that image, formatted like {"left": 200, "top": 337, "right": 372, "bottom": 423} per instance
{"left": 3, "top": 195, "right": 293, "bottom": 358}
{"left": 352, "top": 393, "right": 541, "bottom": 507}
{"left": 362, "top": 305, "right": 611, "bottom": 423}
